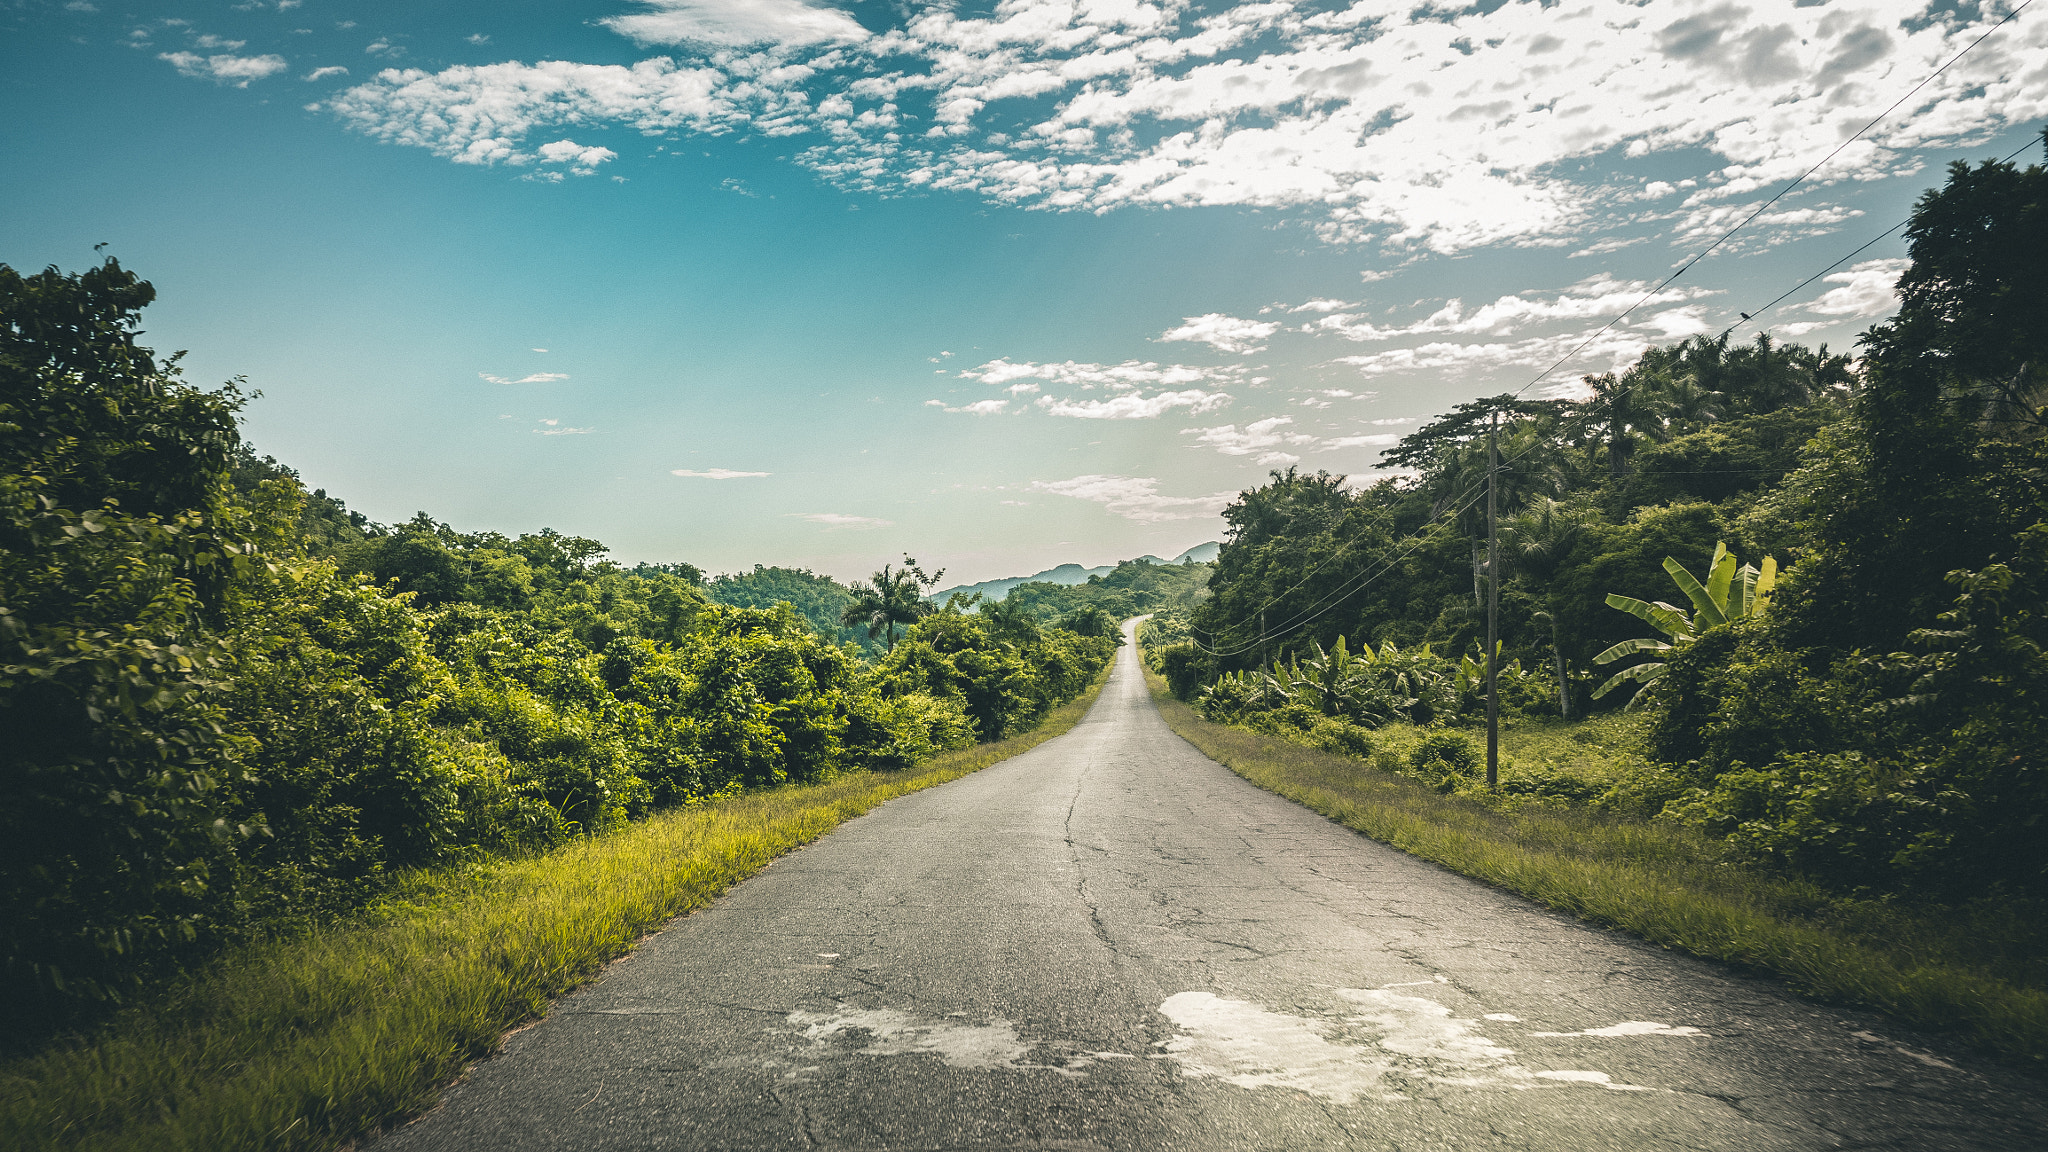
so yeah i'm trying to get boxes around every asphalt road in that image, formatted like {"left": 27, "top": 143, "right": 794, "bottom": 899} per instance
{"left": 381, "top": 624, "right": 2048, "bottom": 1151}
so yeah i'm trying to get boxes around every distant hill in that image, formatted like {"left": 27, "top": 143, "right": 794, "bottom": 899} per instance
{"left": 931, "top": 542, "right": 1219, "bottom": 603}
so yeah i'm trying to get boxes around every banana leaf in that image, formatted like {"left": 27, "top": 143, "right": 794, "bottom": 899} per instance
{"left": 1705, "top": 545, "right": 1736, "bottom": 618}
{"left": 1603, "top": 592, "right": 1695, "bottom": 642}
{"left": 1662, "top": 558, "right": 1726, "bottom": 628}
{"left": 1592, "top": 636, "right": 1673, "bottom": 664}
{"left": 1592, "top": 658, "right": 1669, "bottom": 701}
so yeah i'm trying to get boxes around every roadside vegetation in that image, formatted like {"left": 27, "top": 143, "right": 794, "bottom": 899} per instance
{"left": 1140, "top": 659, "right": 2048, "bottom": 1064}
{"left": 1136, "top": 150, "right": 2048, "bottom": 1063}
{"left": 0, "top": 670, "right": 1108, "bottom": 1152}
{"left": 0, "top": 257, "right": 1117, "bottom": 1120}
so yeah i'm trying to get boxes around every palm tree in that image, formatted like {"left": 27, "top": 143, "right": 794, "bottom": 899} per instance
{"left": 841, "top": 556, "right": 942, "bottom": 652}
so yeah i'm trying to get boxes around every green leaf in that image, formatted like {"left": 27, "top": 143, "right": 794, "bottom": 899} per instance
{"left": 1592, "top": 637, "right": 1673, "bottom": 665}
{"left": 1705, "top": 544, "right": 1736, "bottom": 618}
{"left": 1591, "top": 659, "right": 1668, "bottom": 701}
{"left": 1604, "top": 593, "right": 1694, "bottom": 642}
{"left": 1663, "top": 558, "right": 1726, "bottom": 628}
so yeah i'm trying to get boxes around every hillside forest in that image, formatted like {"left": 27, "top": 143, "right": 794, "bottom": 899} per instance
{"left": 1145, "top": 152, "right": 2048, "bottom": 909}
{"left": 0, "top": 276, "right": 1120, "bottom": 1024}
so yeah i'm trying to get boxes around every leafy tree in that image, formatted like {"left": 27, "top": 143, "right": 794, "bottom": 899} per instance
{"left": 841, "top": 556, "right": 943, "bottom": 651}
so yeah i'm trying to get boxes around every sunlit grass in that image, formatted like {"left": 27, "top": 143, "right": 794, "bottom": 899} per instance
{"left": 1143, "top": 666, "right": 2048, "bottom": 1067}
{"left": 0, "top": 669, "right": 1111, "bottom": 1152}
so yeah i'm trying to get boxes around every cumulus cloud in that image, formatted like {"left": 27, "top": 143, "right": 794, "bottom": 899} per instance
{"left": 317, "top": 0, "right": 2047, "bottom": 252}
{"left": 1802, "top": 257, "right": 1909, "bottom": 317}
{"left": 1033, "top": 475, "right": 1234, "bottom": 522}
{"left": 672, "top": 467, "right": 769, "bottom": 478}
{"left": 1038, "top": 389, "right": 1231, "bottom": 419}
{"left": 304, "top": 66, "right": 349, "bottom": 81}
{"left": 604, "top": 0, "right": 869, "bottom": 47}
{"left": 536, "top": 138, "right": 618, "bottom": 166}
{"left": 958, "top": 358, "right": 1238, "bottom": 389}
{"left": 480, "top": 371, "right": 571, "bottom": 384}
{"left": 1776, "top": 257, "right": 1908, "bottom": 335}
{"left": 160, "top": 50, "right": 290, "bottom": 86}
{"left": 925, "top": 398, "right": 1010, "bottom": 414}
{"left": 1182, "top": 416, "right": 1316, "bottom": 465}
{"left": 790, "top": 512, "right": 892, "bottom": 529}
{"left": 1335, "top": 328, "right": 1654, "bottom": 380}
{"left": 1159, "top": 313, "right": 1282, "bottom": 354}
{"left": 1307, "top": 277, "right": 1716, "bottom": 343}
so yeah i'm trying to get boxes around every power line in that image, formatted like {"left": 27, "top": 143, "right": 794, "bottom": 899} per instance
{"left": 1506, "top": 0, "right": 2035, "bottom": 403}
{"left": 1720, "top": 134, "right": 2044, "bottom": 340}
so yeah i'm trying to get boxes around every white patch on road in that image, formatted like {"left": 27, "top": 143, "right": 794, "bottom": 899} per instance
{"left": 1535, "top": 1069, "right": 1652, "bottom": 1090}
{"left": 1156, "top": 989, "right": 1650, "bottom": 1102}
{"left": 1534, "top": 1021, "right": 1707, "bottom": 1038}
{"left": 787, "top": 1007, "right": 1035, "bottom": 1070}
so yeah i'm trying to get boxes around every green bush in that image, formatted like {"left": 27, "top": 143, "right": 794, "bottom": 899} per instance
{"left": 1409, "top": 731, "right": 1481, "bottom": 791}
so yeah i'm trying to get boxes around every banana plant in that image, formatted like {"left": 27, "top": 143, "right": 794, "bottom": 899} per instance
{"left": 1592, "top": 542, "right": 1778, "bottom": 704}
{"left": 1296, "top": 636, "right": 1353, "bottom": 716}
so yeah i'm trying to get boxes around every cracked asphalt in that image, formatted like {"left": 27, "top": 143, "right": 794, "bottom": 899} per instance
{"left": 379, "top": 624, "right": 2048, "bottom": 1151}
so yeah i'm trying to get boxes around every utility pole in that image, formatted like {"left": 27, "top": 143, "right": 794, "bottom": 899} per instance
{"left": 1486, "top": 408, "right": 1500, "bottom": 791}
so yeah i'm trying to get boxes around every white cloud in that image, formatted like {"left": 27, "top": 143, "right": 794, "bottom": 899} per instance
{"left": 1800, "top": 257, "right": 1909, "bottom": 318}
{"left": 790, "top": 512, "right": 893, "bottom": 529}
{"left": 1159, "top": 313, "right": 1282, "bottom": 354}
{"left": 1309, "top": 277, "right": 1715, "bottom": 343}
{"left": 1322, "top": 433, "right": 1400, "bottom": 449}
{"left": 926, "top": 398, "right": 1010, "bottom": 415}
{"left": 672, "top": 467, "right": 770, "bottom": 478}
{"left": 958, "top": 358, "right": 1238, "bottom": 389}
{"left": 1038, "top": 389, "right": 1231, "bottom": 419}
{"left": 603, "top": 0, "right": 869, "bottom": 48}
{"left": 160, "top": 51, "right": 290, "bottom": 86}
{"left": 480, "top": 371, "right": 571, "bottom": 384}
{"left": 304, "top": 66, "right": 349, "bottom": 81}
{"left": 467, "top": 33, "right": 491, "bottom": 45}
{"left": 191, "top": 34, "right": 245, "bottom": 50}
{"left": 536, "top": 138, "right": 619, "bottom": 170}
{"left": 319, "top": 0, "right": 2045, "bottom": 255}
{"left": 326, "top": 58, "right": 750, "bottom": 168}
{"left": 1291, "top": 299, "right": 1353, "bottom": 313}
{"left": 1183, "top": 416, "right": 1316, "bottom": 465}
{"left": 1334, "top": 327, "right": 1654, "bottom": 380}
{"left": 1033, "top": 475, "right": 1233, "bottom": 523}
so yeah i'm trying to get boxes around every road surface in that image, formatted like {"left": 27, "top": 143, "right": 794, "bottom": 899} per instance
{"left": 381, "top": 623, "right": 2048, "bottom": 1151}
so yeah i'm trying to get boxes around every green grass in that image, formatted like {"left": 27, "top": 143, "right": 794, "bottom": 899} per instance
{"left": 0, "top": 668, "right": 1111, "bottom": 1152}
{"left": 1143, "top": 665, "right": 2048, "bottom": 1068}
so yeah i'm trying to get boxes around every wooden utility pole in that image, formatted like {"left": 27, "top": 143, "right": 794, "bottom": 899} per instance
{"left": 1486, "top": 408, "right": 1500, "bottom": 791}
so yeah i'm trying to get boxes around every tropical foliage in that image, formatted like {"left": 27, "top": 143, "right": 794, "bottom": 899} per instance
{"left": 1174, "top": 151, "right": 2048, "bottom": 904}
{"left": 1591, "top": 541, "right": 1777, "bottom": 703}
{"left": 0, "top": 260, "right": 1114, "bottom": 1027}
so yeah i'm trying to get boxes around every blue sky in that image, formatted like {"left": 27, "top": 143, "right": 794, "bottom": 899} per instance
{"left": 3, "top": 0, "right": 2042, "bottom": 584}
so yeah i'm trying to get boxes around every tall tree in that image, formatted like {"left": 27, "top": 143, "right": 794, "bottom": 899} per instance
{"left": 841, "top": 556, "right": 944, "bottom": 651}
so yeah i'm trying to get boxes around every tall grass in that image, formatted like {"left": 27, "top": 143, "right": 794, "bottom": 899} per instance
{"left": 1, "top": 669, "right": 1110, "bottom": 1152}
{"left": 1144, "top": 668, "right": 2048, "bottom": 1067}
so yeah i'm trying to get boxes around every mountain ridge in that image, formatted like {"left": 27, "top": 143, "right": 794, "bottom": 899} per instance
{"left": 931, "top": 541, "right": 1219, "bottom": 604}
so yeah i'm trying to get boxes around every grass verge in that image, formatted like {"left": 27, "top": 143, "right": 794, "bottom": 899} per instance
{"left": 1, "top": 668, "right": 1111, "bottom": 1152}
{"left": 1142, "top": 664, "right": 2048, "bottom": 1067}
